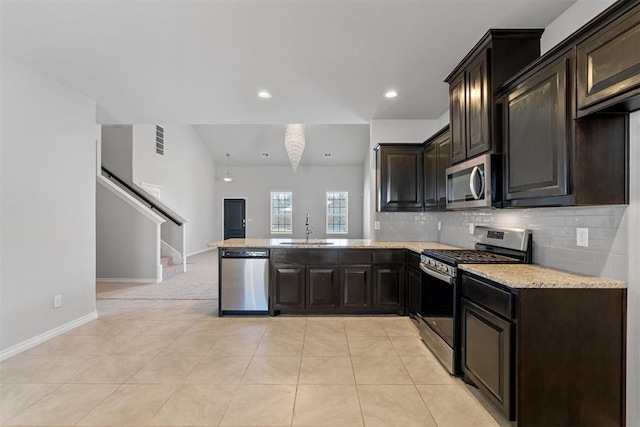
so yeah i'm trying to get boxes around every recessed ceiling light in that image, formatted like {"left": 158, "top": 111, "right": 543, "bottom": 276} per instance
{"left": 384, "top": 90, "right": 398, "bottom": 98}
{"left": 261, "top": 153, "right": 270, "bottom": 157}
{"left": 258, "top": 90, "right": 272, "bottom": 99}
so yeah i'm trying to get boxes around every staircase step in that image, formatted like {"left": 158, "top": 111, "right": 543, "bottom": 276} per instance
{"left": 162, "top": 263, "right": 184, "bottom": 281}
{"left": 161, "top": 256, "right": 172, "bottom": 267}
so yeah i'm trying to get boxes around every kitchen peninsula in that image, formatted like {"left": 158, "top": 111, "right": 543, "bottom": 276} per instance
{"left": 211, "top": 238, "right": 454, "bottom": 316}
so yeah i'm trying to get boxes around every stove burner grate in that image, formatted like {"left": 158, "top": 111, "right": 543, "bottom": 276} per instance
{"left": 422, "top": 249, "right": 521, "bottom": 265}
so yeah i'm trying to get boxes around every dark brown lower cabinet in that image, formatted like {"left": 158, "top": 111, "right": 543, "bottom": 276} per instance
{"left": 272, "top": 265, "right": 305, "bottom": 311}
{"left": 461, "top": 299, "right": 512, "bottom": 419}
{"left": 461, "top": 272, "right": 626, "bottom": 426}
{"left": 271, "top": 249, "right": 406, "bottom": 315}
{"left": 306, "top": 266, "right": 338, "bottom": 310}
{"left": 374, "top": 264, "right": 405, "bottom": 312}
{"left": 339, "top": 265, "right": 372, "bottom": 308}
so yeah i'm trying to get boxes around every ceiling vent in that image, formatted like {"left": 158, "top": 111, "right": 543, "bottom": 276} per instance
{"left": 156, "top": 125, "right": 164, "bottom": 156}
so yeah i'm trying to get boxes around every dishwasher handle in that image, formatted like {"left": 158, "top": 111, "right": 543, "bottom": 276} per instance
{"left": 221, "top": 249, "right": 269, "bottom": 258}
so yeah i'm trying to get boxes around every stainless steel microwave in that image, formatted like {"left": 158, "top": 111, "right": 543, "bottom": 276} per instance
{"left": 445, "top": 153, "right": 501, "bottom": 209}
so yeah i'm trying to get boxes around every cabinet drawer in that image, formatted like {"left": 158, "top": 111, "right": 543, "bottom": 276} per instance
{"left": 339, "top": 250, "right": 372, "bottom": 265}
{"left": 461, "top": 274, "right": 513, "bottom": 319}
{"left": 373, "top": 250, "right": 405, "bottom": 264}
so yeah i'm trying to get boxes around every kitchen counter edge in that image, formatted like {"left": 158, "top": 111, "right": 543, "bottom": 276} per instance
{"left": 208, "top": 239, "right": 456, "bottom": 254}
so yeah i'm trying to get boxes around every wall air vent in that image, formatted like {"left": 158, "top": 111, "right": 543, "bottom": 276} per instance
{"left": 156, "top": 125, "right": 164, "bottom": 156}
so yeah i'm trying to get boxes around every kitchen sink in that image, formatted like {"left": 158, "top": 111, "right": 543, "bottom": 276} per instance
{"left": 278, "top": 241, "right": 334, "bottom": 246}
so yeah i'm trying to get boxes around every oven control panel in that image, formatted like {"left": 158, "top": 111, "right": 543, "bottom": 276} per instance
{"left": 420, "top": 255, "right": 456, "bottom": 277}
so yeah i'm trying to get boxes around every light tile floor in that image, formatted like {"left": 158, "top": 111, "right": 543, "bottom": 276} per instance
{"left": 0, "top": 299, "right": 509, "bottom": 426}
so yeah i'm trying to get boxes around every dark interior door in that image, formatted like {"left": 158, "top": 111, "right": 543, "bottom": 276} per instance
{"left": 223, "top": 199, "right": 246, "bottom": 239}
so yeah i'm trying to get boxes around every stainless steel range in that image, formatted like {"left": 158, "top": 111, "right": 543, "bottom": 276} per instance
{"left": 411, "top": 226, "right": 532, "bottom": 375}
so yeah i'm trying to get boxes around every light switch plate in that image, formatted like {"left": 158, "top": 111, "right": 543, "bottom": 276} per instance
{"left": 374, "top": 221, "right": 380, "bottom": 230}
{"left": 577, "top": 227, "right": 589, "bottom": 247}
{"left": 438, "top": 221, "right": 441, "bottom": 231}
{"left": 469, "top": 223, "right": 475, "bottom": 234}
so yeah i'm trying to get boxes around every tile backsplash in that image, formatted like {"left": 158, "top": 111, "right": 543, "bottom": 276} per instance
{"left": 375, "top": 205, "right": 629, "bottom": 282}
{"left": 374, "top": 212, "right": 438, "bottom": 242}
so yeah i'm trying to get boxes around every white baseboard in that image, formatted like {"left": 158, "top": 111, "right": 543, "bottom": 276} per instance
{"left": 186, "top": 247, "right": 215, "bottom": 257}
{"left": 0, "top": 311, "right": 98, "bottom": 361}
{"left": 96, "top": 278, "right": 156, "bottom": 284}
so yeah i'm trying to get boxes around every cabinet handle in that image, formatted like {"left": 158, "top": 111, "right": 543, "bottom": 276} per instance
{"left": 469, "top": 166, "right": 485, "bottom": 200}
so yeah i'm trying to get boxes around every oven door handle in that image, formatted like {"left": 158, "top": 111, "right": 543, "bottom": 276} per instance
{"left": 419, "top": 263, "right": 455, "bottom": 285}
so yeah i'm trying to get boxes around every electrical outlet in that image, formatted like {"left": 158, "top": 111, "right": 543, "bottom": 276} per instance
{"left": 374, "top": 221, "right": 380, "bottom": 230}
{"left": 53, "top": 294, "right": 62, "bottom": 308}
{"left": 469, "top": 223, "right": 475, "bottom": 234}
{"left": 438, "top": 221, "right": 442, "bottom": 231}
{"left": 576, "top": 227, "right": 589, "bottom": 247}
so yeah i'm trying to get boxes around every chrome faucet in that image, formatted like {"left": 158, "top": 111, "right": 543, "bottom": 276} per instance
{"left": 305, "top": 212, "right": 313, "bottom": 243}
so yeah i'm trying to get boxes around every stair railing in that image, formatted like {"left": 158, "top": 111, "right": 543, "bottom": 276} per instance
{"left": 101, "top": 166, "right": 183, "bottom": 226}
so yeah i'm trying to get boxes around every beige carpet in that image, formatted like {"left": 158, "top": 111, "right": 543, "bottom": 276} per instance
{"left": 96, "top": 249, "right": 218, "bottom": 300}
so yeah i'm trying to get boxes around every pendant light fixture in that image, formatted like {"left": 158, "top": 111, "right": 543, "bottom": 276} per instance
{"left": 223, "top": 153, "right": 234, "bottom": 182}
{"left": 284, "top": 124, "right": 305, "bottom": 173}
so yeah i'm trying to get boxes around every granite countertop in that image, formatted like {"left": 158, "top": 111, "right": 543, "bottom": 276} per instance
{"left": 208, "top": 238, "right": 457, "bottom": 253}
{"left": 460, "top": 264, "right": 627, "bottom": 289}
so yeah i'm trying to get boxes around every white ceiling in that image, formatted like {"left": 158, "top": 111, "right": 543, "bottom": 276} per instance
{"left": 0, "top": 0, "right": 576, "bottom": 166}
{"left": 193, "top": 124, "right": 370, "bottom": 166}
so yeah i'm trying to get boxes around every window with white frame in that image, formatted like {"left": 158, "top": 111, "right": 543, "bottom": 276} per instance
{"left": 270, "top": 191, "right": 293, "bottom": 234}
{"left": 326, "top": 191, "right": 348, "bottom": 234}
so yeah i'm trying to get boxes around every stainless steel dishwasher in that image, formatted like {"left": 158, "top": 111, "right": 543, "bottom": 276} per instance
{"left": 219, "top": 249, "right": 269, "bottom": 315}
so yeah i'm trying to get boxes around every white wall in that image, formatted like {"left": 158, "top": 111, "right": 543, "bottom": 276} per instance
{"left": 540, "top": 0, "right": 617, "bottom": 54}
{"left": 101, "top": 125, "right": 133, "bottom": 182}
{"left": 132, "top": 125, "right": 217, "bottom": 255}
{"left": 96, "top": 183, "right": 161, "bottom": 282}
{"left": 215, "top": 165, "right": 364, "bottom": 241}
{"left": 0, "top": 55, "right": 97, "bottom": 356}
{"left": 626, "top": 111, "right": 639, "bottom": 427}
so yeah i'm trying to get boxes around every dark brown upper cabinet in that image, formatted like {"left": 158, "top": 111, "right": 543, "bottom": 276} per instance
{"left": 576, "top": 2, "right": 640, "bottom": 117}
{"left": 503, "top": 54, "right": 571, "bottom": 202}
{"left": 423, "top": 126, "right": 450, "bottom": 209}
{"left": 445, "top": 29, "right": 544, "bottom": 165}
{"left": 376, "top": 144, "right": 423, "bottom": 212}
{"left": 499, "top": 47, "right": 628, "bottom": 207}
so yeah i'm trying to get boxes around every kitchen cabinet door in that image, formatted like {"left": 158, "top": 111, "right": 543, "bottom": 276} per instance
{"left": 436, "top": 134, "right": 451, "bottom": 205}
{"left": 466, "top": 52, "right": 491, "bottom": 159}
{"left": 449, "top": 73, "right": 467, "bottom": 164}
{"left": 424, "top": 129, "right": 451, "bottom": 209}
{"left": 377, "top": 145, "right": 424, "bottom": 212}
{"left": 423, "top": 142, "right": 437, "bottom": 208}
{"left": 576, "top": 5, "right": 640, "bottom": 116}
{"left": 373, "top": 264, "right": 405, "bottom": 311}
{"left": 461, "top": 298, "right": 512, "bottom": 419}
{"left": 503, "top": 55, "right": 570, "bottom": 201}
{"left": 446, "top": 30, "right": 543, "bottom": 165}
{"left": 272, "top": 264, "right": 305, "bottom": 310}
{"left": 339, "top": 265, "right": 372, "bottom": 309}
{"left": 306, "top": 265, "right": 338, "bottom": 310}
